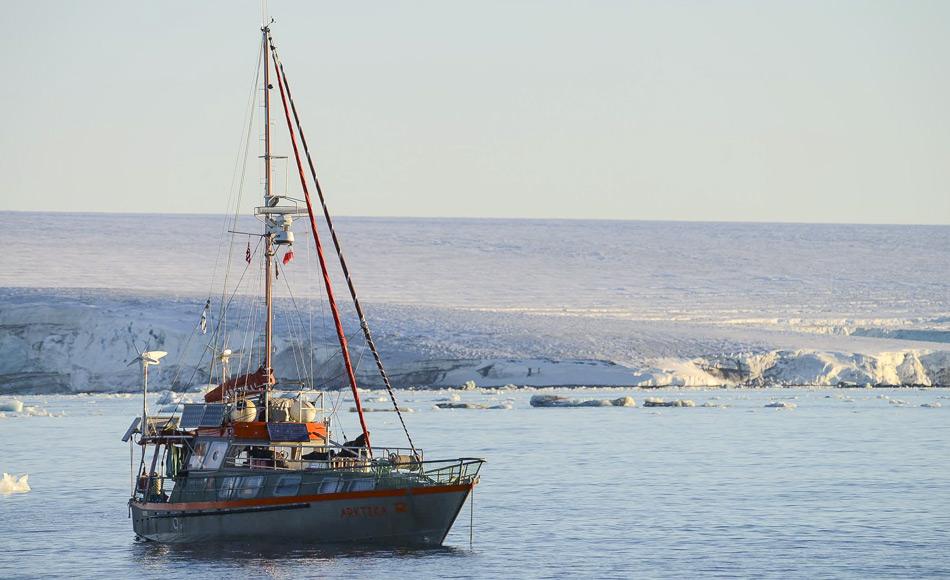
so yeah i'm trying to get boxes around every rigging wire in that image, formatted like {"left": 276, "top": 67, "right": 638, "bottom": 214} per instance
{"left": 270, "top": 38, "right": 416, "bottom": 454}
{"left": 275, "top": 260, "right": 307, "bottom": 388}
{"left": 184, "top": 235, "right": 263, "bottom": 389}
{"left": 267, "top": 33, "right": 372, "bottom": 449}
{"left": 165, "top": 43, "right": 262, "bottom": 394}
{"left": 206, "top": 42, "right": 263, "bottom": 383}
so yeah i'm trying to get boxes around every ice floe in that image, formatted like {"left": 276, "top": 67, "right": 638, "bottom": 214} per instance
{"left": 0, "top": 473, "right": 31, "bottom": 494}
{"left": 156, "top": 390, "right": 184, "bottom": 405}
{"left": 764, "top": 401, "right": 797, "bottom": 409}
{"left": 529, "top": 395, "right": 636, "bottom": 408}
{"left": 643, "top": 398, "right": 696, "bottom": 408}
{"left": 0, "top": 401, "right": 64, "bottom": 417}
{"left": 0, "top": 400, "right": 24, "bottom": 413}
{"left": 434, "top": 402, "right": 512, "bottom": 410}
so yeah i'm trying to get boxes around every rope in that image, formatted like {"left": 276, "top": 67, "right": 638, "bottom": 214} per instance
{"left": 269, "top": 38, "right": 417, "bottom": 455}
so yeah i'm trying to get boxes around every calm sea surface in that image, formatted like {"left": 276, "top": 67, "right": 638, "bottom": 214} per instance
{"left": 2, "top": 387, "right": 949, "bottom": 579}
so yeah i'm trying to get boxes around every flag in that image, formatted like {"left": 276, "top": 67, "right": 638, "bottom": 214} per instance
{"left": 199, "top": 299, "right": 210, "bottom": 334}
{"left": 282, "top": 250, "right": 294, "bottom": 265}
{"left": 245, "top": 242, "right": 251, "bottom": 264}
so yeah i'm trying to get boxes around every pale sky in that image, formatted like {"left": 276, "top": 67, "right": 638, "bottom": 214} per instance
{"left": 1, "top": 1, "right": 948, "bottom": 224}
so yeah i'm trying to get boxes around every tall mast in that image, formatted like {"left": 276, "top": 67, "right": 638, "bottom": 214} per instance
{"left": 262, "top": 24, "right": 275, "bottom": 418}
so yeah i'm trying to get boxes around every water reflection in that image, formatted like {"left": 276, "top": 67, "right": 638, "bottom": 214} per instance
{"left": 132, "top": 538, "right": 468, "bottom": 574}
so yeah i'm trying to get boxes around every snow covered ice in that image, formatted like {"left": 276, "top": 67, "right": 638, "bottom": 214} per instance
{"left": 0, "top": 214, "right": 947, "bottom": 392}
{"left": 0, "top": 473, "right": 30, "bottom": 494}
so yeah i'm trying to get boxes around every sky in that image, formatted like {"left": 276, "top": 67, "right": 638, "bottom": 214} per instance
{"left": 0, "top": 1, "right": 948, "bottom": 224}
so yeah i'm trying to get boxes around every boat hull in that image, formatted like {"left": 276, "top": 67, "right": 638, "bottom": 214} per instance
{"left": 130, "top": 483, "right": 473, "bottom": 546}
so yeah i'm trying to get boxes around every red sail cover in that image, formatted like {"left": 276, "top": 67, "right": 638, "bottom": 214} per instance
{"left": 204, "top": 366, "right": 274, "bottom": 403}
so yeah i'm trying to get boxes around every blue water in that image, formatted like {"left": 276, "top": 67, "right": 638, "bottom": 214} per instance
{"left": 2, "top": 387, "right": 949, "bottom": 578}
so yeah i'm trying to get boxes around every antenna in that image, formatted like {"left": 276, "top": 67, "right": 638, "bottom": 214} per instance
{"left": 217, "top": 348, "right": 234, "bottom": 382}
{"left": 132, "top": 350, "right": 168, "bottom": 435}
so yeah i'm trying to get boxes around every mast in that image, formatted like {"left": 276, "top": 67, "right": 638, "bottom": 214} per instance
{"left": 262, "top": 24, "right": 275, "bottom": 420}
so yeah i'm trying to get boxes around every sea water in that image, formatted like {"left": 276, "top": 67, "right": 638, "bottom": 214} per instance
{"left": 2, "top": 387, "right": 949, "bottom": 578}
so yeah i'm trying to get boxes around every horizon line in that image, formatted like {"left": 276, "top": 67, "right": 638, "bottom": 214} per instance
{"left": 0, "top": 208, "right": 947, "bottom": 228}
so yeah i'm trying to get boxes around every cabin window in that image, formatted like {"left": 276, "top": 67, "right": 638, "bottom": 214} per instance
{"left": 273, "top": 474, "right": 302, "bottom": 497}
{"left": 203, "top": 441, "right": 229, "bottom": 470}
{"left": 226, "top": 445, "right": 249, "bottom": 467}
{"left": 236, "top": 475, "right": 264, "bottom": 499}
{"left": 184, "top": 477, "right": 205, "bottom": 492}
{"left": 346, "top": 478, "right": 374, "bottom": 492}
{"left": 182, "top": 476, "right": 208, "bottom": 500}
{"left": 219, "top": 476, "right": 239, "bottom": 500}
{"left": 186, "top": 442, "right": 208, "bottom": 470}
{"left": 318, "top": 477, "right": 342, "bottom": 494}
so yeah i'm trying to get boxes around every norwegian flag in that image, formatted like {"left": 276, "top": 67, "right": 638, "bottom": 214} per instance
{"left": 282, "top": 250, "right": 294, "bottom": 265}
{"left": 245, "top": 241, "right": 251, "bottom": 264}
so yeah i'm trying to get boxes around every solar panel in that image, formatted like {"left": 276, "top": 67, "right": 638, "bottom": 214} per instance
{"left": 200, "top": 404, "right": 226, "bottom": 428}
{"left": 179, "top": 404, "right": 206, "bottom": 430}
{"left": 267, "top": 422, "right": 310, "bottom": 442}
{"left": 121, "top": 417, "right": 141, "bottom": 442}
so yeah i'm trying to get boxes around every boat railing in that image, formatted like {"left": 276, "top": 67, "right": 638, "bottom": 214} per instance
{"left": 402, "top": 457, "right": 485, "bottom": 486}
{"left": 133, "top": 456, "right": 484, "bottom": 504}
{"left": 222, "top": 444, "right": 424, "bottom": 472}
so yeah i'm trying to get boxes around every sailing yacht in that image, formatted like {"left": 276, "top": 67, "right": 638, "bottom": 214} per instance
{"left": 122, "top": 22, "right": 483, "bottom": 546}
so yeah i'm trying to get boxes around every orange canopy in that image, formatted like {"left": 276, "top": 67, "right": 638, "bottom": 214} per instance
{"left": 204, "top": 366, "right": 274, "bottom": 403}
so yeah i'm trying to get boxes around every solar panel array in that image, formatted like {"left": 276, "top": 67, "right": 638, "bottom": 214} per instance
{"left": 200, "top": 404, "right": 226, "bottom": 428}
{"left": 179, "top": 404, "right": 205, "bottom": 430}
{"left": 179, "top": 403, "right": 227, "bottom": 430}
{"left": 267, "top": 422, "right": 310, "bottom": 442}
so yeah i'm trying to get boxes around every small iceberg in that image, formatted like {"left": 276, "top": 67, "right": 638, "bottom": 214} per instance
{"left": 0, "top": 400, "right": 25, "bottom": 413}
{"left": 921, "top": 402, "right": 942, "bottom": 409}
{"left": 156, "top": 391, "right": 178, "bottom": 405}
{"left": 643, "top": 398, "right": 695, "bottom": 408}
{"left": 529, "top": 395, "right": 635, "bottom": 408}
{"left": 434, "top": 402, "right": 512, "bottom": 410}
{"left": 765, "top": 401, "right": 797, "bottom": 409}
{"left": 351, "top": 407, "right": 414, "bottom": 413}
{"left": 0, "top": 473, "right": 31, "bottom": 494}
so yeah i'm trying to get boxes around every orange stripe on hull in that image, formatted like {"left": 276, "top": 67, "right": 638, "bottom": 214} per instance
{"left": 136, "top": 483, "right": 474, "bottom": 512}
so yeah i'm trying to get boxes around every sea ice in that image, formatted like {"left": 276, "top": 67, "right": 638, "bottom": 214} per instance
{"left": 0, "top": 400, "right": 24, "bottom": 413}
{"left": 643, "top": 398, "right": 696, "bottom": 408}
{"left": 0, "top": 473, "right": 31, "bottom": 494}
{"left": 529, "top": 395, "right": 635, "bottom": 408}
{"left": 156, "top": 391, "right": 183, "bottom": 405}
{"left": 764, "top": 401, "right": 797, "bottom": 409}
{"left": 434, "top": 402, "right": 512, "bottom": 410}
